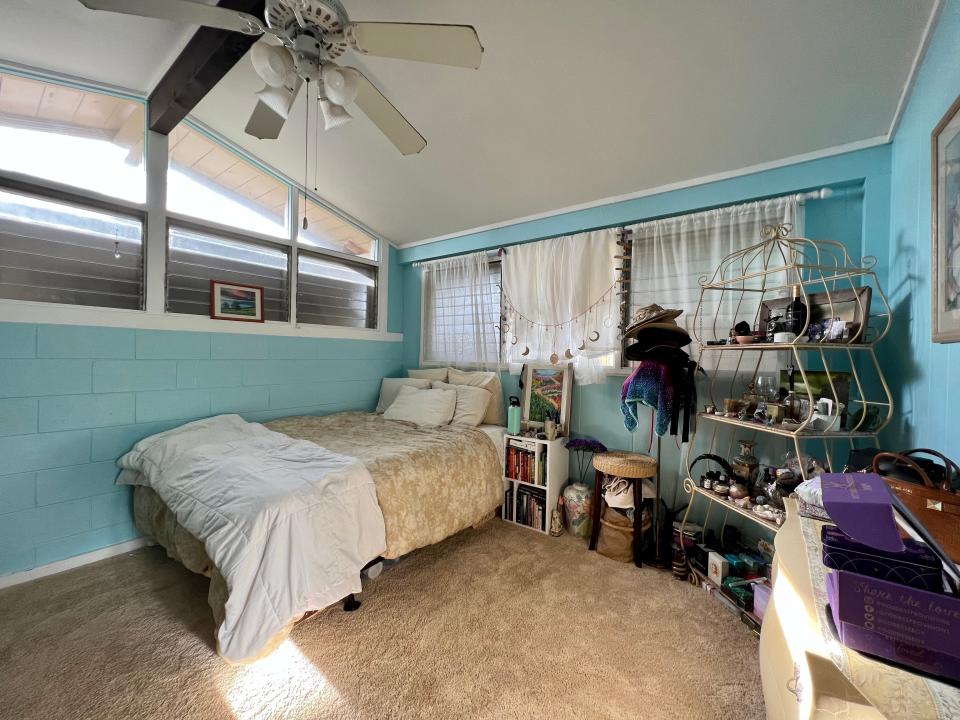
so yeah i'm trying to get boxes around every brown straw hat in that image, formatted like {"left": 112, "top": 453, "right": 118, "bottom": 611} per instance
{"left": 623, "top": 303, "right": 683, "bottom": 340}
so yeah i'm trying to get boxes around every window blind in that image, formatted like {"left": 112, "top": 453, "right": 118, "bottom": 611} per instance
{"left": 421, "top": 258, "right": 501, "bottom": 365}
{"left": 0, "top": 187, "right": 143, "bottom": 309}
{"left": 296, "top": 250, "right": 377, "bottom": 328}
{"left": 166, "top": 225, "right": 289, "bottom": 321}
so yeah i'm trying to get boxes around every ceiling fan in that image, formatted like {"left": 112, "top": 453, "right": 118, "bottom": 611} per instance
{"left": 77, "top": 0, "right": 484, "bottom": 155}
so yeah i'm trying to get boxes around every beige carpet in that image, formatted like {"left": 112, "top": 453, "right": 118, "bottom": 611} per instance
{"left": 0, "top": 520, "right": 763, "bottom": 720}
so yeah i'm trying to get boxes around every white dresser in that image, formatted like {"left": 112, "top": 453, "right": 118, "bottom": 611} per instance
{"left": 759, "top": 500, "right": 959, "bottom": 719}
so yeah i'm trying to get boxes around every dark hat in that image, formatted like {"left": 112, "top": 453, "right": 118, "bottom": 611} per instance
{"left": 624, "top": 303, "right": 683, "bottom": 340}
{"left": 623, "top": 322, "right": 691, "bottom": 360}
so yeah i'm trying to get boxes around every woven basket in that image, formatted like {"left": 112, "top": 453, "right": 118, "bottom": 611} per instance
{"left": 596, "top": 508, "right": 652, "bottom": 563}
{"left": 593, "top": 451, "right": 656, "bottom": 479}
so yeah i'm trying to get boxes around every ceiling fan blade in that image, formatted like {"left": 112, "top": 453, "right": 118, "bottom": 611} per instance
{"left": 244, "top": 100, "right": 286, "bottom": 140}
{"left": 352, "top": 71, "right": 426, "bottom": 155}
{"left": 346, "top": 23, "right": 483, "bottom": 69}
{"left": 78, "top": 0, "right": 265, "bottom": 35}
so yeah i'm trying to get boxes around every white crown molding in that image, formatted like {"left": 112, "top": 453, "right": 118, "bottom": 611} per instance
{"left": 0, "top": 538, "right": 153, "bottom": 590}
{"left": 398, "top": 135, "right": 890, "bottom": 251}
{"left": 887, "top": 0, "right": 943, "bottom": 141}
{"left": 0, "top": 300, "right": 403, "bottom": 342}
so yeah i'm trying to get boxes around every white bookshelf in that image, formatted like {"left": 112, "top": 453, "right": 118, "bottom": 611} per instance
{"left": 500, "top": 435, "right": 569, "bottom": 535}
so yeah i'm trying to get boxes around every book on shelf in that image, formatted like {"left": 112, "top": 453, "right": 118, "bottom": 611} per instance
{"left": 503, "top": 485, "right": 514, "bottom": 522}
{"left": 505, "top": 438, "right": 545, "bottom": 486}
{"left": 513, "top": 485, "right": 547, "bottom": 532}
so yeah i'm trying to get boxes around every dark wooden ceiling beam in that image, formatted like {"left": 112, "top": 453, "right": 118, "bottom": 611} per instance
{"left": 148, "top": 0, "right": 265, "bottom": 135}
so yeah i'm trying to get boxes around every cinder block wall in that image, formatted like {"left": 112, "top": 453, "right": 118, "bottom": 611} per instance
{"left": 0, "top": 322, "right": 402, "bottom": 576}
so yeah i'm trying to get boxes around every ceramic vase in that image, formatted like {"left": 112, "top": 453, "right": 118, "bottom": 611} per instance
{"left": 563, "top": 482, "right": 593, "bottom": 539}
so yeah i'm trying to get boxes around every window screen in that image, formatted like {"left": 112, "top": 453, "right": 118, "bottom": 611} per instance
{"left": 0, "top": 72, "right": 146, "bottom": 203}
{"left": 296, "top": 250, "right": 377, "bottom": 328}
{"left": 0, "top": 187, "right": 143, "bottom": 309}
{"left": 298, "top": 196, "right": 377, "bottom": 260}
{"left": 166, "top": 226, "right": 288, "bottom": 321}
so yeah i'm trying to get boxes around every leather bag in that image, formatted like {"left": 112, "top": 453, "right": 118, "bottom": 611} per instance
{"left": 870, "top": 449, "right": 960, "bottom": 563}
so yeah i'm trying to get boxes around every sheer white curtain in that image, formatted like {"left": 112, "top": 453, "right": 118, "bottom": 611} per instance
{"left": 420, "top": 251, "right": 500, "bottom": 369}
{"left": 501, "top": 230, "right": 618, "bottom": 384}
{"left": 627, "top": 197, "right": 802, "bottom": 368}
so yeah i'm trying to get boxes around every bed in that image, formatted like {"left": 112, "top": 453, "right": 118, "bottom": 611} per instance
{"left": 126, "top": 411, "right": 504, "bottom": 662}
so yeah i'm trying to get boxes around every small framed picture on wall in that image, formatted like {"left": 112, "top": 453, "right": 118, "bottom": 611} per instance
{"left": 210, "top": 280, "right": 265, "bottom": 322}
{"left": 932, "top": 92, "right": 960, "bottom": 342}
{"left": 521, "top": 364, "right": 573, "bottom": 436}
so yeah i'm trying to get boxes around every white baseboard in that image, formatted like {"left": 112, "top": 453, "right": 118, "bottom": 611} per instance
{"left": 0, "top": 538, "right": 154, "bottom": 590}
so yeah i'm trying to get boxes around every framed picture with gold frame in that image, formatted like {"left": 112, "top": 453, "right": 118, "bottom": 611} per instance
{"left": 932, "top": 92, "right": 960, "bottom": 342}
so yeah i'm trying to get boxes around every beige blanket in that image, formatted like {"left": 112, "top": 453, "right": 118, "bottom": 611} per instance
{"left": 265, "top": 412, "right": 502, "bottom": 558}
{"left": 134, "top": 412, "right": 502, "bottom": 657}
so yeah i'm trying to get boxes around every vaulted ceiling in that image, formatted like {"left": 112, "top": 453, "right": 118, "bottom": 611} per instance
{"left": 0, "top": 0, "right": 938, "bottom": 245}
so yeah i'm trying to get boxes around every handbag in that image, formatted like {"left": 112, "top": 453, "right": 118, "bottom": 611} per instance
{"left": 867, "top": 448, "right": 960, "bottom": 562}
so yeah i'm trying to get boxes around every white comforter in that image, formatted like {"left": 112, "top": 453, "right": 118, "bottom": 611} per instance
{"left": 117, "top": 414, "right": 386, "bottom": 663}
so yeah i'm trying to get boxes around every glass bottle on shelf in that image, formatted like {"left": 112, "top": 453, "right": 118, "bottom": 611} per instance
{"left": 785, "top": 284, "right": 808, "bottom": 336}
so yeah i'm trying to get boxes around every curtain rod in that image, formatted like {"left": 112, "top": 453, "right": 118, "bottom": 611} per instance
{"left": 413, "top": 185, "right": 857, "bottom": 266}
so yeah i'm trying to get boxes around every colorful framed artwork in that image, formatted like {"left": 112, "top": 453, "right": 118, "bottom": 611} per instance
{"left": 521, "top": 364, "right": 573, "bottom": 435}
{"left": 932, "top": 92, "right": 960, "bottom": 342}
{"left": 209, "top": 280, "right": 265, "bottom": 322}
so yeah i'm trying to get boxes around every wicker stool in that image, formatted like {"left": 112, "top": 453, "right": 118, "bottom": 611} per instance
{"left": 589, "top": 451, "right": 657, "bottom": 568}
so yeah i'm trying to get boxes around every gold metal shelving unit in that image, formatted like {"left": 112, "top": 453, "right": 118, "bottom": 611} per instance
{"left": 679, "top": 227, "right": 894, "bottom": 537}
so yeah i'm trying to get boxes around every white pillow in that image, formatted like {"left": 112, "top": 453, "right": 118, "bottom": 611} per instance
{"left": 432, "top": 381, "right": 492, "bottom": 427}
{"left": 408, "top": 367, "right": 448, "bottom": 382}
{"left": 383, "top": 385, "right": 457, "bottom": 427}
{"left": 376, "top": 378, "right": 431, "bottom": 413}
{"left": 446, "top": 368, "right": 505, "bottom": 425}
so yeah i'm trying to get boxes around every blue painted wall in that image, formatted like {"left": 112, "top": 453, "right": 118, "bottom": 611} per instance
{"left": 399, "top": 145, "right": 892, "bottom": 537}
{"left": 884, "top": 0, "right": 960, "bottom": 456}
{"left": 0, "top": 323, "right": 402, "bottom": 576}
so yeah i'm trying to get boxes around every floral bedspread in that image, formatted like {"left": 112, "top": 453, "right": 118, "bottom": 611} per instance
{"left": 265, "top": 412, "right": 502, "bottom": 558}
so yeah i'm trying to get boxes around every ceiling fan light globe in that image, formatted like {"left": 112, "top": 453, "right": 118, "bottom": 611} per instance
{"left": 322, "top": 65, "right": 359, "bottom": 106}
{"left": 256, "top": 84, "right": 297, "bottom": 119}
{"left": 319, "top": 98, "right": 353, "bottom": 130}
{"left": 251, "top": 43, "right": 293, "bottom": 87}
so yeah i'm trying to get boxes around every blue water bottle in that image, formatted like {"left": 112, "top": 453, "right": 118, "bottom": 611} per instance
{"left": 507, "top": 396, "right": 521, "bottom": 435}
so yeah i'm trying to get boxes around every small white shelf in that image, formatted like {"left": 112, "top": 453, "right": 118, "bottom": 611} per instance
{"left": 501, "top": 435, "right": 569, "bottom": 535}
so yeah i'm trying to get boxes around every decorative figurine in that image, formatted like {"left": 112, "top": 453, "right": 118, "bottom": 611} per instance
{"left": 731, "top": 440, "right": 759, "bottom": 484}
{"left": 549, "top": 507, "right": 564, "bottom": 536}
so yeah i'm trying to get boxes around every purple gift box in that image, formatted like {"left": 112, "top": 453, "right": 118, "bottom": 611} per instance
{"left": 822, "top": 473, "right": 960, "bottom": 685}
{"left": 822, "top": 525, "right": 943, "bottom": 593}
{"left": 826, "top": 571, "right": 960, "bottom": 685}
{"left": 753, "top": 582, "right": 771, "bottom": 621}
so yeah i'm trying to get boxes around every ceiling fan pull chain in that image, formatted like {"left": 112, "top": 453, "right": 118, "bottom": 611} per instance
{"left": 303, "top": 77, "right": 310, "bottom": 231}
{"left": 314, "top": 59, "right": 320, "bottom": 192}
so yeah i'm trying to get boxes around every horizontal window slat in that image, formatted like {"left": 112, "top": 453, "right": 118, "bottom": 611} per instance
{"left": 0, "top": 266, "right": 141, "bottom": 296}
{"left": 0, "top": 187, "right": 144, "bottom": 310}
{"left": 167, "top": 225, "right": 288, "bottom": 321}
{"left": 0, "top": 283, "right": 141, "bottom": 309}
{"left": 296, "top": 249, "right": 376, "bottom": 330}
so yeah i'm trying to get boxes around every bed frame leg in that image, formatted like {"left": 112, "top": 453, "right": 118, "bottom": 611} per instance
{"left": 343, "top": 593, "right": 361, "bottom": 612}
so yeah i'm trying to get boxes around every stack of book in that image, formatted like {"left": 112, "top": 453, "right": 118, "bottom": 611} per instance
{"left": 514, "top": 485, "right": 546, "bottom": 531}
{"left": 505, "top": 438, "right": 545, "bottom": 486}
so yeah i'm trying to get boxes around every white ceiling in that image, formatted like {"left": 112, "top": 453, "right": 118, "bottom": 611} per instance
{"left": 0, "top": 1, "right": 938, "bottom": 245}
{"left": 0, "top": 0, "right": 199, "bottom": 92}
